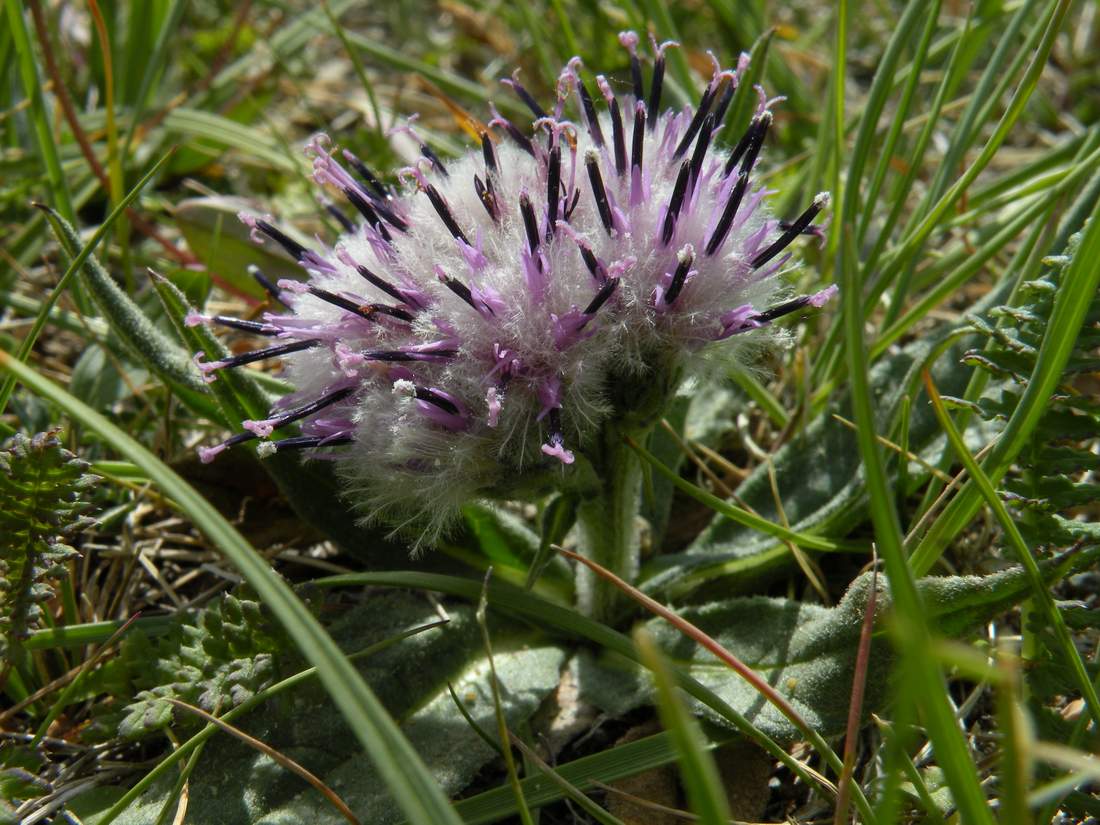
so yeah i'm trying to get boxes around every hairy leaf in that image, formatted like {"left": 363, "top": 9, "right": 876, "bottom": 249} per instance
{"left": 110, "top": 592, "right": 565, "bottom": 825}
{"left": 580, "top": 546, "right": 1099, "bottom": 743}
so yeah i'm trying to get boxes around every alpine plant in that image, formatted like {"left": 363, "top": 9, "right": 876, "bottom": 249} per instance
{"left": 190, "top": 33, "right": 835, "bottom": 577}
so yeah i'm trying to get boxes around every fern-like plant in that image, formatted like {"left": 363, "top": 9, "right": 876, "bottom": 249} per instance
{"left": 117, "top": 593, "right": 286, "bottom": 739}
{"left": 0, "top": 431, "right": 96, "bottom": 674}
{"left": 950, "top": 224, "right": 1100, "bottom": 541}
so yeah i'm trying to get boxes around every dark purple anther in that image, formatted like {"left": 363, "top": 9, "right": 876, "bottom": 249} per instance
{"left": 705, "top": 171, "right": 748, "bottom": 256}
{"left": 495, "top": 113, "right": 536, "bottom": 156}
{"left": 564, "top": 188, "right": 580, "bottom": 221}
{"left": 629, "top": 51, "right": 644, "bottom": 100}
{"left": 750, "top": 296, "right": 814, "bottom": 324}
{"left": 423, "top": 185, "right": 471, "bottom": 246}
{"left": 342, "top": 150, "right": 390, "bottom": 200}
{"left": 437, "top": 269, "right": 492, "bottom": 316}
{"left": 307, "top": 286, "right": 388, "bottom": 323}
{"left": 414, "top": 385, "right": 461, "bottom": 416}
{"left": 357, "top": 264, "right": 412, "bottom": 306}
{"left": 577, "top": 242, "right": 605, "bottom": 282}
{"left": 688, "top": 114, "right": 714, "bottom": 185}
{"left": 212, "top": 338, "right": 322, "bottom": 371}
{"left": 646, "top": 54, "right": 665, "bottom": 131}
{"left": 268, "top": 433, "right": 354, "bottom": 453}
{"left": 209, "top": 316, "right": 279, "bottom": 335}
{"left": 576, "top": 76, "right": 605, "bottom": 147}
{"left": 420, "top": 144, "right": 449, "bottom": 178}
{"left": 609, "top": 94, "right": 627, "bottom": 176}
{"left": 255, "top": 219, "right": 309, "bottom": 262}
{"left": 585, "top": 150, "right": 614, "bottom": 235}
{"left": 271, "top": 385, "right": 355, "bottom": 425}
{"left": 584, "top": 276, "right": 619, "bottom": 314}
{"left": 363, "top": 348, "right": 457, "bottom": 363}
{"left": 504, "top": 73, "right": 548, "bottom": 120}
{"left": 663, "top": 250, "right": 694, "bottom": 304}
{"left": 520, "top": 193, "right": 540, "bottom": 255}
{"left": 546, "top": 145, "right": 562, "bottom": 237}
{"left": 325, "top": 202, "right": 356, "bottom": 233}
{"left": 725, "top": 111, "right": 771, "bottom": 177}
{"left": 673, "top": 83, "right": 716, "bottom": 159}
{"left": 481, "top": 132, "right": 497, "bottom": 174}
{"left": 631, "top": 102, "right": 646, "bottom": 172}
{"left": 661, "top": 160, "right": 692, "bottom": 246}
{"left": 344, "top": 187, "right": 393, "bottom": 242}
{"left": 750, "top": 193, "right": 829, "bottom": 269}
{"left": 711, "top": 81, "right": 735, "bottom": 133}
{"left": 474, "top": 175, "right": 499, "bottom": 222}
{"left": 248, "top": 265, "right": 290, "bottom": 308}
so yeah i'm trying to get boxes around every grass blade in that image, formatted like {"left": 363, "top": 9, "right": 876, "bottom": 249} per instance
{"left": 635, "top": 628, "right": 732, "bottom": 825}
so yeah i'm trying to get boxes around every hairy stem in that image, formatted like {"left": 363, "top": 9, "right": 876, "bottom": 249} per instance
{"left": 575, "top": 424, "right": 644, "bottom": 622}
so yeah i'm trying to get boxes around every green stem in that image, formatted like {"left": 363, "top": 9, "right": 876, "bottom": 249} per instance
{"left": 575, "top": 424, "right": 644, "bottom": 622}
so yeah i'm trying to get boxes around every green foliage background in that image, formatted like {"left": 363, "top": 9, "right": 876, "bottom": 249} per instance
{"left": 1, "top": 0, "right": 1098, "bottom": 823}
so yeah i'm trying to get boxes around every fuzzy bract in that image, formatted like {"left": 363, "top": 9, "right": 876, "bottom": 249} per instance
{"left": 190, "top": 34, "right": 835, "bottom": 539}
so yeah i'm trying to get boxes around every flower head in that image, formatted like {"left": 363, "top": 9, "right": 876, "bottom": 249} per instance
{"left": 191, "top": 35, "right": 835, "bottom": 539}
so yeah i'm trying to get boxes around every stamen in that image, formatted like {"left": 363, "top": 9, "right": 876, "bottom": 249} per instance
{"left": 577, "top": 241, "right": 605, "bottom": 281}
{"left": 608, "top": 91, "right": 627, "bottom": 175}
{"left": 688, "top": 113, "right": 714, "bottom": 184}
{"left": 363, "top": 347, "right": 458, "bottom": 363}
{"left": 308, "top": 286, "right": 412, "bottom": 323}
{"left": 266, "top": 432, "right": 354, "bottom": 453}
{"left": 628, "top": 50, "right": 644, "bottom": 100}
{"left": 705, "top": 171, "right": 748, "bottom": 255}
{"left": 585, "top": 150, "right": 614, "bottom": 235}
{"left": 520, "top": 193, "right": 540, "bottom": 255}
{"left": 751, "top": 296, "right": 814, "bottom": 324}
{"left": 324, "top": 202, "right": 356, "bottom": 233}
{"left": 724, "top": 111, "right": 771, "bottom": 177}
{"left": 423, "top": 184, "right": 471, "bottom": 246}
{"left": 631, "top": 101, "right": 646, "bottom": 171}
{"left": 414, "top": 385, "right": 461, "bottom": 416}
{"left": 646, "top": 53, "right": 665, "bottom": 129}
{"left": 344, "top": 187, "right": 393, "bottom": 242}
{"left": 481, "top": 132, "right": 497, "bottom": 174}
{"left": 583, "top": 276, "right": 619, "bottom": 314}
{"left": 342, "top": 150, "right": 389, "bottom": 200}
{"left": 253, "top": 386, "right": 356, "bottom": 435}
{"left": 661, "top": 160, "right": 692, "bottom": 246}
{"left": 209, "top": 316, "right": 279, "bottom": 335}
{"left": 564, "top": 188, "right": 580, "bottom": 220}
{"left": 750, "top": 192, "right": 830, "bottom": 269}
{"left": 664, "top": 247, "right": 694, "bottom": 304}
{"left": 437, "top": 269, "right": 489, "bottom": 315}
{"left": 492, "top": 109, "right": 536, "bottom": 156}
{"left": 420, "top": 144, "right": 449, "bottom": 178}
{"left": 672, "top": 84, "right": 716, "bottom": 159}
{"left": 356, "top": 264, "right": 412, "bottom": 306}
{"left": 576, "top": 76, "right": 605, "bottom": 147}
{"left": 503, "top": 72, "right": 548, "bottom": 120}
{"left": 249, "top": 265, "right": 290, "bottom": 308}
{"left": 210, "top": 338, "right": 322, "bottom": 371}
{"left": 474, "top": 175, "right": 499, "bottom": 221}
{"left": 367, "top": 197, "right": 409, "bottom": 233}
{"left": 255, "top": 219, "right": 309, "bottom": 262}
{"left": 711, "top": 82, "right": 735, "bottom": 131}
{"left": 546, "top": 144, "right": 561, "bottom": 236}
